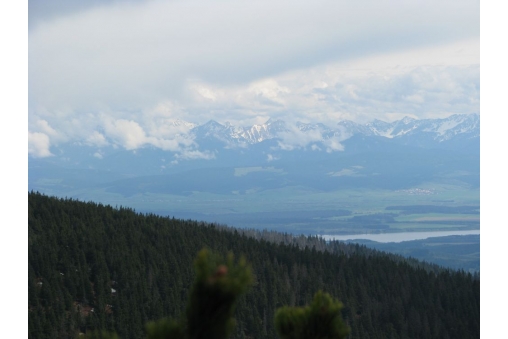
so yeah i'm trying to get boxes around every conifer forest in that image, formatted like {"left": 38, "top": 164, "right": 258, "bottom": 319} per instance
{"left": 28, "top": 192, "right": 479, "bottom": 338}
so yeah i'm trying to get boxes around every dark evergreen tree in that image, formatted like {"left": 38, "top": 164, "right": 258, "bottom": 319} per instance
{"left": 145, "top": 249, "right": 253, "bottom": 339}
{"left": 28, "top": 192, "right": 480, "bottom": 339}
{"left": 275, "top": 291, "right": 349, "bottom": 339}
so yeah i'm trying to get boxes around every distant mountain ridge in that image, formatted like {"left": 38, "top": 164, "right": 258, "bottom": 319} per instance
{"left": 189, "top": 114, "right": 479, "bottom": 147}
{"left": 28, "top": 114, "right": 480, "bottom": 235}
{"left": 28, "top": 113, "right": 479, "bottom": 202}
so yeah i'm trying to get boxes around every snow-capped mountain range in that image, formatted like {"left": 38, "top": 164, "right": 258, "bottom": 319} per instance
{"left": 187, "top": 113, "right": 479, "bottom": 147}
{"left": 28, "top": 114, "right": 479, "bottom": 205}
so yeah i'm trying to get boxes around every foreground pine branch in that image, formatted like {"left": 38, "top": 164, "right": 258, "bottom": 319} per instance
{"left": 83, "top": 249, "right": 348, "bottom": 339}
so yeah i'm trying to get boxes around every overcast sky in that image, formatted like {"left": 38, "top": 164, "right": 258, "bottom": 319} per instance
{"left": 28, "top": 0, "right": 479, "bottom": 157}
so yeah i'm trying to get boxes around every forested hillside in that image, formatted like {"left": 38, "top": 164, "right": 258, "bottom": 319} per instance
{"left": 28, "top": 192, "right": 479, "bottom": 339}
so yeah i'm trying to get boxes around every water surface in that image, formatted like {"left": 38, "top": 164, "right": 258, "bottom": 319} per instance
{"left": 321, "top": 230, "right": 480, "bottom": 243}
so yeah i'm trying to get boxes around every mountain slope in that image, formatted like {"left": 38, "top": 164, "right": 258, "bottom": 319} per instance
{"left": 29, "top": 192, "right": 480, "bottom": 339}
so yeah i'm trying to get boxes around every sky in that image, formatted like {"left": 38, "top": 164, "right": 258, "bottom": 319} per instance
{"left": 27, "top": 0, "right": 479, "bottom": 156}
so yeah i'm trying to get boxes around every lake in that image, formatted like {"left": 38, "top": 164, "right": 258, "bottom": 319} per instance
{"left": 321, "top": 229, "right": 480, "bottom": 243}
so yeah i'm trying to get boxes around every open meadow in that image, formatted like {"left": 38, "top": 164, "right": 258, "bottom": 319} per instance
{"left": 43, "top": 182, "right": 479, "bottom": 236}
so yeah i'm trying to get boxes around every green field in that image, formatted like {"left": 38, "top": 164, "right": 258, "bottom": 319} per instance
{"left": 44, "top": 182, "right": 479, "bottom": 235}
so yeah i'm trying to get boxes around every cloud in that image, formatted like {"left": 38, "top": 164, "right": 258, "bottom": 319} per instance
{"left": 35, "top": 119, "right": 58, "bottom": 137}
{"left": 86, "top": 131, "right": 109, "bottom": 147}
{"left": 149, "top": 137, "right": 191, "bottom": 152}
{"left": 28, "top": 132, "right": 53, "bottom": 157}
{"left": 317, "top": 64, "right": 480, "bottom": 122}
{"left": 174, "top": 149, "right": 216, "bottom": 161}
{"left": 103, "top": 119, "right": 147, "bottom": 150}
{"left": 101, "top": 116, "right": 199, "bottom": 153}
{"left": 29, "top": 0, "right": 478, "bottom": 111}
{"left": 328, "top": 168, "right": 362, "bottom": 177}
{"left": 277, "top": 125, "right": 324, "bottom": 150}
{"left": 176, "top": 41, "right": 479, "bottom": 125}
{"left": 140, "top": 103, "right": 197, "bottom": 141}
{"left": 323, "top": 137, "right": 345, "bottom": 152}
{"left": 28, "top": 0, "right": 479, "bottom": 154}
{"left": 248, "top": 79, "right": 290, "bottom": 105}
{"left": 274, "top": 123, "right": 346, "bottom": 152}
{"left": 266, "top": 154, "right": 279, "bottom": 162}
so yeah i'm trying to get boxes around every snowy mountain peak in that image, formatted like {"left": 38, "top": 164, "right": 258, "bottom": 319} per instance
{"left": 241, "top": 120, "right": 287, "bottom": 143}
{"left": 401, "top": 116, "right": 416, "bottom": 124}
{"left": 188, "top": 114, "right": 479, "bottom": 147}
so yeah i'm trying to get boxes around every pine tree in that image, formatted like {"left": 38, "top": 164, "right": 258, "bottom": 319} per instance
{"left": 274, "top": 291, "right": 349, "bottom": 339}
{"left": 145, "top": 248, "right": 253, "bottom": 339}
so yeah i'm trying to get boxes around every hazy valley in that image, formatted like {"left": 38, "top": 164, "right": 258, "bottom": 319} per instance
{"left": 29, "top": 114, "right": 480, "bottom": 272}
